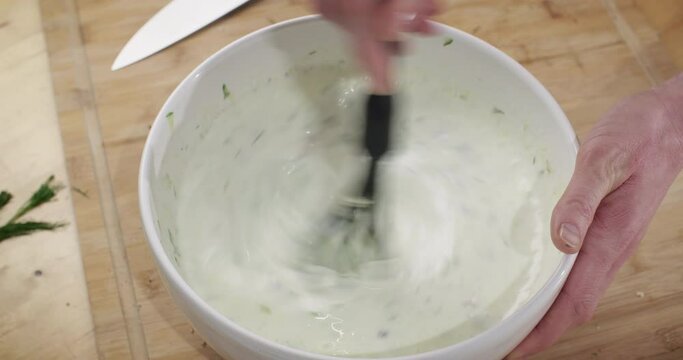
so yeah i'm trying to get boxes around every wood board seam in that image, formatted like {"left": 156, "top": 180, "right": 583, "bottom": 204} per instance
{"left": 601, "top": 0, "right": 663, "bottom": 86}
{"left": 62, "top": 0, "right": 150, "bottom": 358}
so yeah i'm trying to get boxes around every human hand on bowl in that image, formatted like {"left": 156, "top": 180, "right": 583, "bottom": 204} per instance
{"left": 509, "top": 73, "right": 683, "bottom": 358}
{"left": 317, "top": 1, "right": 683, "bottom": 356}
{"left": 313, "top": 0, "right": 438, "bottom": 92}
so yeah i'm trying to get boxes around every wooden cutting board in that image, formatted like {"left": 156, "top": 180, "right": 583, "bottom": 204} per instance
{"left": 37, "top": 0, "right": 683, "bottom": 358}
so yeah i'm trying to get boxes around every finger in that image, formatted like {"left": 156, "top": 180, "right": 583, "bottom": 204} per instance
{"left": 401, "top": 14, "right": 437, "bottom": 34}
{"left": 396, "top": 0, "right": 438, "bottom": 34}
{"left": 314, "top": 0, "right": 345, "bottom": 27}
{"left": 383, "top": 41, "right": 405, "bottom": 56}
{"left": 317, "top": 0, "right": 372, "bottom": 33}
{"left": 510, "top": 174, "right": 664, "bottom": 358}
{"left": 506, "top": 248, "right": 613, "bottom": 358}
{"left": 505, "top": 288, "right": 577, "bottom": 359}
{"left": 355, "top": 38, "right": 393, "bottom": 93}
{"left": 396, "top": 0, "right": 439, "bottom": 16}
{"left": 373, "top": 0, "right": 401, "bottom": 41}
{"left": 507, "top": 226, "right": 617, "bottom": 357}
{"left": 550, "top": 143, "right": 633, "bottom": 254}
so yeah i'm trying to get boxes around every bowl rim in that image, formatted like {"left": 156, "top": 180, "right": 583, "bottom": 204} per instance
{"left": 139, "top": 14, "right": 579, "bottom": 360}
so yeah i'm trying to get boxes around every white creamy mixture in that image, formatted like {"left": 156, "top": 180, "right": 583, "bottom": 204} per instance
{"left": 162, "top": 63, "right": 561, "bottom": 357}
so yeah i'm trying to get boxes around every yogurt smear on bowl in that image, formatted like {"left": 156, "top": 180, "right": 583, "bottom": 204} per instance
{"left": 158, "top": 62, "right": 563, "bottom": 358}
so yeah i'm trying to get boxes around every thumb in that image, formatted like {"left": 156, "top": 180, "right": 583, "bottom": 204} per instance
{"left": 551, "top": 145, "right": 633, "bottom": 254}
{"left": 372, "top": 0, "right": 401, "bottom": 42}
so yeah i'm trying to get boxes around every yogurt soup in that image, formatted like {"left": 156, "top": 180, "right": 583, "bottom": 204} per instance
{"left": 155, "top": 62, "right": 565, "bottom": 357}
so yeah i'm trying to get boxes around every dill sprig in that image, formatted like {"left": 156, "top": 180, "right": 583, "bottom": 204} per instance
{"left": 0, "top": 222, "right": 66, "bottom": 242}
{"left": 0, "top": 191, "right": 12, "bottom": 211}
{"left": 0, "top": 175, "right": 66, "bottom": 243}
{"left": 7, "top": 175, "right": 64, "bottom": 224}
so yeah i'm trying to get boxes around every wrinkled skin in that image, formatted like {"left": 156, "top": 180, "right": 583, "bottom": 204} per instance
{"left": 313, "top": 0, "right": 438, "bottom": 92}
{"left": 509, "top": 74, "right": 683, "bottom": 358}
{"left": 314, "top": 1, "right": 683, "bottom": 357}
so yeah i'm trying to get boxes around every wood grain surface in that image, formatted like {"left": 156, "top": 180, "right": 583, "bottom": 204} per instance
{"left": 0, "top": 1, "right": 97, "bottom": 359}
{"left": 35, "top": 0, "right": 683, "bottom": 359}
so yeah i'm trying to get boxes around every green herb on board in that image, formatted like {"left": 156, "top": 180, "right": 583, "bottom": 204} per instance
{"left": 71, "top": 186, "right": 89, "bottom": 199}
{"left": 308, "top": 50, "right": 317, "bottom": 56}
{"left": 166, "top": 111, "right": 175, "bottom": 129}
{"left": 545, "top": 160, "right": 553, "bottom": 174}
{"left": 0, "top": 176, "right": 67, "bottom": 243}
{"left": 8, "top": 175, "right": 63, "bottom": 224}
{"left": 493, "top": 107, "right": 505, "bottom": 115}
{"left": 222, "top": 84, "right": 231, "bottom": 99}
{"left": 0, "top": 222, "right": 65, "bottom": 241}
{"left": 443, "top": 37, "right": 454, "bottom": 47}
{"left": 0, "top": 191, "right": 12, "bottom": 211}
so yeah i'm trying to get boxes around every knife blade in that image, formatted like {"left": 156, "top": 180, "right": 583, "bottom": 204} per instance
{"left": 112, "top": 0, "right": 252, "bottom": 71}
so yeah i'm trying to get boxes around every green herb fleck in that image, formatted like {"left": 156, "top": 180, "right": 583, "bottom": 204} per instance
{"left": 164, "top": 174, "right": 177, "bottom": 198}
{"left": 377, "top": 330, "right": 389, "bottom": 338}
{"left": 545, "top": 160, "right": 553, "bottom": 174}
{"left": 222, "top": 84, "right": 231, "bottom": 99}
{"left": 308, "top": 50, "right": 317, "bottom": 56}
{"left": 252, "top": 130, "right": 265, "bottom": 145}
{"left": 443, "top": 37, "right": 454, "bottom": 47}
{"left": 71, "top": 186, "right": 89, "bottom": 199}
{"left": 493, "top": 107, "right": 505, "bottom": 115}
{"left": 459, "top": 91, "right": 470, "bottom": 101}
{"left": 166, "top": 112, "right": 175, "bottom": 129}
{"left": 259, "top": 304, "right": 272, "bottom": 315}
{"left": 532, "top": 156, "right": 537, "bottom": 165}
{"left": 167, "top": 228, "right": 181, "bottom": 261}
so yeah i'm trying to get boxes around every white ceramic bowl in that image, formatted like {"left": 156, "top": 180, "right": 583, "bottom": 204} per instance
{"left": 139, "top": 15, "right": 578, "bottom": 360}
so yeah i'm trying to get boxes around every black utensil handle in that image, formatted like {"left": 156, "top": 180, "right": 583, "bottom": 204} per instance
{"left": 363, "top": 94, "right": 393, "bottom": 199}
{"left": 364, "top": 94, "right": 393, "bottom": 159}
{"left": 362, "top": 160, "right": 378, "bottom": 199}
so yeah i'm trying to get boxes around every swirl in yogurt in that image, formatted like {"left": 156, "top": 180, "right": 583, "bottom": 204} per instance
{"left": 160, "top": 63, "right": 563, "bottom": 357}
